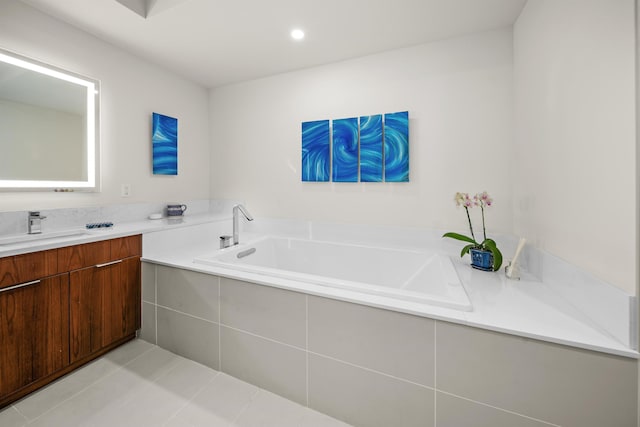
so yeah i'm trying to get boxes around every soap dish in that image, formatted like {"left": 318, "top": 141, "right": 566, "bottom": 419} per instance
{"left": 86, "top": 222, "right": 114, "bottom": 229}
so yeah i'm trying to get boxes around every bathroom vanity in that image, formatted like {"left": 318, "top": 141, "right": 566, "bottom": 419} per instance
{"left": 0, "top": 235, "right": 141, "bottom": 408}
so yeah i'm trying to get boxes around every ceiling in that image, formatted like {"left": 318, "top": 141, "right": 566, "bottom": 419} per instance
{"left": 21, "top": 0, "right": 527, "bottom": 88}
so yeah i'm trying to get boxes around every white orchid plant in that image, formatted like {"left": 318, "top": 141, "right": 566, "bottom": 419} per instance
{"left": 443, "top": 191, "right": 503, "bottom": 271}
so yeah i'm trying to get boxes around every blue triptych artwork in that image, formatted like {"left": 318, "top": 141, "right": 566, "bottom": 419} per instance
{"left": 301, "top": 111, "right": 408, "bottom": 182}
{"left": 332, "top": 117, "right": 359, "bottom": 182}
{"left": 384, "top": 111, "right": 409, "bottom": 182}
{"left": 359, "top": 115, "right": 383, "bottom": 182}
{"left": 152, "top": 112, "right": 178, "bottom": 175}
{"left": 302, "top": 120, "right": 330, "bottom": 182}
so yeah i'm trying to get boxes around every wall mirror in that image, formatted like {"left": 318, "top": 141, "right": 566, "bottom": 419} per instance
{"left": 0, "top": 47, "right": 99, "bottom": 191}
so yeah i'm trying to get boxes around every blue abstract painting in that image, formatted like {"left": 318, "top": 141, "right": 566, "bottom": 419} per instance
{"left": 332, "top": 117, "right": 359, "bottom": 182}
{"left": 359, "top": 115, "right": 383, "bottom": 182}
{"left": 152, "top": 113, "right": 178, "bottom": 175}
{"left": 302, "top": 120, "right": 330, "bottom": 182}
{"left": 384, "top": 111, "right": 409, "bottom": 182}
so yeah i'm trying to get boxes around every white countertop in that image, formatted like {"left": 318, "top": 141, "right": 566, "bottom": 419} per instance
{"left": 1, "top": 214, "right": 636, "bottom": 359}
{"left": 0, "top": 213, "right": 228, "bottom": 257}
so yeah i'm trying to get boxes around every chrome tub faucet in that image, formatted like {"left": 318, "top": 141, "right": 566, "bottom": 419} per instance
{"left": 232, "top": 204, "right": 253, "bottom": 245}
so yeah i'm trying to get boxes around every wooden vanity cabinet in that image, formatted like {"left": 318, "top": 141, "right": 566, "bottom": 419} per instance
{"left": 0, "top": 235, "right": 141, "bottom": 408}
{"left": 63, "top": 236, "right": 142, "bottom": 363}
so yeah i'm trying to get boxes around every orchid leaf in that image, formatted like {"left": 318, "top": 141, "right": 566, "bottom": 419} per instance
{"left": 483, "top": 239, "right": 503, "bottom": 271}
{"left": 460, "top": 244, "right": 475, "bottom": 258}
{"left": 442, "top": 232, "right": 477, "bottom": 245}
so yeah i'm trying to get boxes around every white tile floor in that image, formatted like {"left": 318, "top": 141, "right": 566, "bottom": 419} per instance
{"left": 0, "top": 339, "right": 351, "bottom": 427}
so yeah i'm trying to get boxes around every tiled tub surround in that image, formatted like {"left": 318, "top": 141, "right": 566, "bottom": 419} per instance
{"left": 0, "top": 203, "right": 633, "bottom": 354}
{"left": 143, "top": 219, "right": 636, "bottom": 357}
{"left": 140, "top": 264, "right": 637, "bottom": 427}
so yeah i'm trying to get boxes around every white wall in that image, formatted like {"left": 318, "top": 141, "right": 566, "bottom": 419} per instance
{"left": 513, "top": 0, "right": 636, "bottom": 294}
{"left": 0, "top": 1, "right": 210, "bottom": 211}
{"left": 210, "top": 29, "right": 514, "bottom": 234}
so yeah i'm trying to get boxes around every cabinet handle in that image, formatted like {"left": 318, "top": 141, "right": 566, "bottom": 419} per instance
{"left": 0, "top": 280, "right": 41, "bottom": 293}
{"left": 95, "top": 260, "right": 123, "bottom": 268}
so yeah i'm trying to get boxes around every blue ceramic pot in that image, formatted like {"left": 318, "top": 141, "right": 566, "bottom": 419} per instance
{"left": 470, "top": 248, "right": 493, "bottom": 271}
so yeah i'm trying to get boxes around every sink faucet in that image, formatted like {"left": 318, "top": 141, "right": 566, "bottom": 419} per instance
{"left": 28, "top": 211, "right": 47, "bottom": 234}
{"left": 232, "top": 204, "right": 253, "bottom": 245}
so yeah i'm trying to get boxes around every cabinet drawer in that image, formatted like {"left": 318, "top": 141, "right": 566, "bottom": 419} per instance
{"left": 58, "top": 235, "right": 142, "bottom": 271}
{"left": 111, "top": 235, "right": 142, "bottom": 260}
{"left": 57, "top": 240, "right": 111, "bottom": 271}
{"left": 0, "top": 250, "right": 58, "bottom": 289}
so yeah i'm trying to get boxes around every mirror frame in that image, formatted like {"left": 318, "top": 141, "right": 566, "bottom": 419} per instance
{"left": 0, "top": 47, "right": 100, "bottom": 192}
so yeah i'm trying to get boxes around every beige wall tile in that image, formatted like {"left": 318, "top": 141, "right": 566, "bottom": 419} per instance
{"left": 140, "top": 301, "right": 156, "bottom": 344}
{"left": 141, "top": 262, "right": 156, "bottom": 303}
{"left": 156, "top": 266, "right": 219, "bottom": 322}
{"left": 436, "top": 321, "right": 637, "bottom": 427}
{"left": 220, "top": 278, "right": 306, "bottom": 348}
{"left": 220, "top": 326, "right": 306, "bottom": 405}
{"left": 436, "top": 392, "right": 556, "bottom": 427}
{"left": 157, "top": 306, "right": 219, "bottom": 370}
{"left": 309, "top": 354, "right": 434, "bottom": 427}
{"left": 308, "top": 296, "right": 434, "bottom": 387}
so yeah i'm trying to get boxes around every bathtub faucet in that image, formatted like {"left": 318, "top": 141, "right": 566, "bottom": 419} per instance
{"left": 233, "top": 204, "right": 254, "bottom": 245}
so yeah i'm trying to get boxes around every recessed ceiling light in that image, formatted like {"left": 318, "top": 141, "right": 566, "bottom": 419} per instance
{"left": 291, "top": 29, "right": 305, "bottom": 40}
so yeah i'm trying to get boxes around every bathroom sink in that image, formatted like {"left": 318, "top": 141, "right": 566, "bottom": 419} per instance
{"left": 0, "top": 229, "right": 90, "bottom": 246}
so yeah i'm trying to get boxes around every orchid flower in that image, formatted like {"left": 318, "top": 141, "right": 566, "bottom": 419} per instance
{"left": 443, "top": 191, "right": 502, "bottom": 271}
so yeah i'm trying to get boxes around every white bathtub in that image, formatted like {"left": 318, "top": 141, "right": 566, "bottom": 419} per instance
{"left": 193, "top": 236, "right": 472, "bottom": 311}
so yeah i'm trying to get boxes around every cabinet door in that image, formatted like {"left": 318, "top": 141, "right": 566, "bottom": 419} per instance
{"left": 70, "top": 257, "right": 141, "bottom": 363}
{"left": 103, "top": 257, "right": 141, "bottom": 347}
{"left": 0, "top": 275, "right": 69, "bottom": 398}
{"left": 70, "top": 265, "right": 107, "bottom": 363}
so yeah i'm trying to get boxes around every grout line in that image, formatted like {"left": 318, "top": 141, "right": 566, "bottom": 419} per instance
{"left": 305, "top": 294, "right": 309, "bottom": 407}
{"left": 232, "top": 385, "right": 262, "bottom": 424}
{"left": 154, "top": 265, "right": 158, "bottom": 345}
{"left": 161, "top": 372, "right": 220, "bottom": 427}
{"left": 98, "top": 346, "right": 196, "bottom": 413}
{"left": 220, "top": 324, "right": 306, "bottom": 353}
{"left": 11, "top": 404, "right": 28, "bottom": 422}
{"left": 307, "top": 351, "right": 434, "bottom": 391}
{"left": 220, "top": 321, "right": 436, "bottom": 393}
{"left": 436, "top": 390, "right": 562, "bottom": 427}
{"left": 155, "top": 303, "right": 219, "bottom": 325}
{"left": 434, "top": 320, "right": 437, "bottom": 426}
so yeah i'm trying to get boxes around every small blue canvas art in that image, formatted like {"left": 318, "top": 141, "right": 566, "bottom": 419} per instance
{"left": 332, "top": 117, "right": 358, "bottom": 182}
{"left": 384, "top": 111, "right": 409, "bottom": 182}
{"left": 152, "top": 112, "right": 178, "bottom": 175}
{"left": 302, "top": 120, "right": 330, "bottom": 182}
{"left": 359, "top": 115, "right": 383, "bottom": 182}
